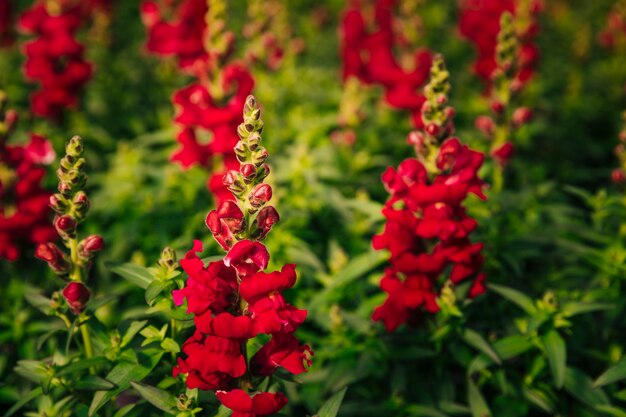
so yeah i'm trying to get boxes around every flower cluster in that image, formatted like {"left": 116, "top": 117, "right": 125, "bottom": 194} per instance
{"left": 611, "top": 111, "right": 626, "bottom": 184}
{"left": 141, "top": 0, "right": 256, "bottom": 203}
{"left": 459, "top": 0, "right": 541, "bottom": 88}
{"left": 340, "top": 0, "right": 433, "bottom": 128}
{"left": 372, "top": 56, "right": 487, "bottom": 332}
{"left": 140, "top": 0, "right": 210, "bottom": 71}
{"left": 0, "top": 0, "right": 14, "bottom": 47}
{"left": 18, "top": 1, "right": 93, "bottom": 118}
{"left": 598, "top": 2, "right": 626, "bottom": 50}
{"left": 173, "top": 96, "right": 312, "bottom": 416}
{"left": 0, "top": 93, "right": 56, "bottom": 261}
{"left": 35, "top": 136, "right": 104, "bottom": 315}
{"left": 470, "top": 11, "right": 535, "bottom": 189}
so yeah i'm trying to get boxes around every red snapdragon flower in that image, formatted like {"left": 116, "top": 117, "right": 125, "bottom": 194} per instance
{"left": 459, "top": 0, "right": 542, "bottom": 87}
{"left": 172, "top": 96, "right": 311, "bottom": 415}
{"left": 18, "top": 2, "right": 93, "bottom": 118}
{"left": 340, "top": 0, "right": 433, "bottom": 128}
{"left": 1, "top": 134, "right": 56, "bottom": 261}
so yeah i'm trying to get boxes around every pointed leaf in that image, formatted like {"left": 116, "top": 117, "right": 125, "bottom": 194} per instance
{"left": 468, "top": 380, "right": 491, "bottom": 417}
{"left": 562, "top": 302, "right": 614, "bottom": 317}
{"left": 489, "top": 284, "right": 537, "bottom": 315}
{"left": 145, "top": 280, "right": 171, "bottom": 305}
{"left": 564, "top": 367, "right": 609, "bottom": 407}
{"left": 57, "top": 356, "right": 109, "bottom": 376}
{"left": 317, "top": 387, "right": 348, "bottom": 417}
{"left": 542, "top": 331, "right": 566, "bottom": 389}
{"left": 596, "top": 405, "right": 626, "bottom": 417}
{"left": 88, "top": 349, "right": 164, "bottom": 416}
{"left": 76, "top": 376, "right": 116, "bottom": 391}
{"left": 106, "top": 262, "right": 155, "bottom": 289}
{"left": 4, "top": 387, "right": 43, "bottom": 417}
{"left": 463, "top": 329, "right": 501, "bottom": 365}
{"left": 121, "top": 321, "right": 148, "bottom": 348}
{"left": 130, "top": 381, "right": 177, "bottom": 413}
{"left": 594, "top": 359, "right": 626, "bottom": 388}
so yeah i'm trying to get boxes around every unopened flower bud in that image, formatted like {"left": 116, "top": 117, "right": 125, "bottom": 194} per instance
{"left": 223, "top": 170, "right": 245, "bottom": 195}
{"left": 490, "top": 101, "right": 505, "bottom": 114}
{"left": 158, "top": 246, "right": 178, "bottom": 271}
{"left": 612, "top": 168, "right": 626, "bottom": 184}
{"left": 257, "top": 164, "right": 270, "bottom": 181}
{"left": 62, "top": 282, "right": 91, "bottom": 315}
{"left": 255, "top": 206, "right": 279, "bottom": 239}
{"left": 512, "top": 107, "right": 533, "bottom": 127}
{"left": 491, "top": 142, "right": 515, "bottom": 167}
{"left": 240, "top": 164, "right": 256, "bottom": 183}
{"left": 475, "top": 115, "right": 495, "bottom": 136}
{"left": 54, "top": 215, "right": 77, "bottom": 238}
{"left": 65, "top": 136, "right": 84, "bottom": 157}
{"left": 407, "top": 131, "right": 425, "bottom": 151}
{"left": 425, "top": 123, "right": 440, "bottom": 137}
{"left": 77, "top": 235, "right": 104, "bottom": 260}
{"left": 49, "top": 194, "right": 68, "bottom": 214}
{"left": 252, "top": 149, "right": 269, "bottom": 167}
{"left": 35, "top": 243, "right": 71, "bottom": 275}
{"left": 58, "top": 181, "right": 72, "bottom": 196}
{"left": 4, "top": 109, "right": 18, "bottom": 132}
{"left": 444, "top": 107, "right": 456, "bottom": 119}
{"left": 249, "top": 183, "right": 272, "bottom": 208}
{"left": 234, "top": 142, "right": 248, "bottom": 162}
{"left": 619, "top": 131, "right": 626, "bottom": 142}
{"left": 436, "top": 94, "right": 447, "bottom": 105}
{"left": 247, "top": 132, "right": 261, "bottom": 151}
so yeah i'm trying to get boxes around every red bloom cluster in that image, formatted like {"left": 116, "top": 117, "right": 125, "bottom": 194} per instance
{"left": 340, "top": 0, "right": 433, "bottom": 127}
{"left": 459, "top": 0, "right": 542, "bottom": 88}
{"left": 140, "top": 0, "right": 209, "bottom": 71}
{"left": 18, "top": 2, "right": 93, "bottom": 118}
{"left": 0, "top": 101, "right": 56, "bottom": 261}
{"left": 173, "top": 96, "right": 311, "bottom": 416}
{"left": 372, "top": 56, "right": 487, "bottom": 332}
{"left": 0, "top": 0, "right": 14, "bottom": 47}
{"left": 141, "top": 0, "right": 255, "bottom": 203}
{"left": 598, "top": 5, "right": 626, "bottom": 50}
{"left": 171, "top": 65, "right": 254, "bottom": 203}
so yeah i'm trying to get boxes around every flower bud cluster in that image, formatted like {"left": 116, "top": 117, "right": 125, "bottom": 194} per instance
{"left": 17, "top": 2, "right": 93, "bottom": 118}
{"left": 0, "top": 92, "right": 56, "bottom": 261}
{"left": 612, "top": 111, "right": 626, "bottom": 184}
{"left": 173, "top": 96, "right": 311, "bottom": 416}
{"left": 372, "top": 58, "right": 487, "bottom": 332}
{"left": 340, "top": 0, "right": 433, "bottom": 129}
{"left": 35, "top": 136, "right": 103, "bottom": 315}
{"left": 459, "top": 0, "right": 541, "bottom": 89}
{"left": 472, "top": 11, "right": 535, "bottom": 173}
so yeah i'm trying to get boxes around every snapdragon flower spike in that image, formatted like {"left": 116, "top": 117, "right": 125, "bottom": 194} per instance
{"left": 173, "top": 96, "right": 311, "bottom": 416}
{"left": 372, "top": 58, "right": 487, "bottom": 332}
{"left": 612, "top": 111, "right": 626, "bottom": 184}
{"left": 35, "top": 136, "right": 103, "bottom": 314}
{"left": 17, "top": 1, "right": 93, "bottom": 118}
{"left": 340, "top": 0, "right": 433, "bottom": 129}
{"left": 459, "top": 0, "right": 541, "bottom": 89}
{"left": 0, "top": 92, "right": 56, "bottom": 261}
{"left": 470, "top": 11, "right": 536, "bottom": 187}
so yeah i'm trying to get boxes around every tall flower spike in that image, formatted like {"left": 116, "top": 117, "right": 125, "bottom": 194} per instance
{"left": 36, "top": 136, "right": 104, "bottom": 315}
{"left": 373, "top": 57, "right": 487, "bottom": 332}
{"left": 173, "top": 96, "right": 311, "bottom": 417}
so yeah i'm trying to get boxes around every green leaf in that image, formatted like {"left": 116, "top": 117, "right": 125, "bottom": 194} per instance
{"left": 596, "top": 405, "right": 626, "bottom": 417}
{"left": 88, "top": 349, "right": 164, "bottom": 416}
{"left": 121, "top": 320, "right": 148, "bottom": 348}
{"left": 594, "top": 359, "right": 626, "bottom": 388}
{"left": 561, "top": 302, "right": 614, "bottom": 317}
{"left": 4, "top": 387, "right": 43, "bottom": 417}
{"left": 468, "top": 380, "right": 491, "bottom": 417}
{"left": 405, "top": 405, "right": 450, "bottom": 417}
{"left": 463, "top": 329, "right": 501, "bottom": 365}
{"left": 106, "top": 262, "right": 155, "bottom": 289}
{"left": 488, "top": 284, "right": 537, "bottom": 315}
{"left": 160, "top": 338, "right": 180, "bottom": 353}
{"left": 542, "top": 331, "right": 566, "bottom": 389}
{"left": 522, "top": 387, "right": 555, "bottom": 413}
{"left": 76, "top": 376, "right": 116, "bottom": 391}
{"left": 468, "top": 335, "right": 533, "bottom": 374}
{"left": 130, "top": 381, "right": 177, "bottom": 413}
{"left": 57, "top": 356, "right": 109, "bottom": 376}
{"left": 145, "top": 280, "right": 171, "bottom": 305}
{"left": 564, "top": 367, "right": 609, "bottom": 408}
{"left": 317, "top": 387, "right": 348, "bottom": 417}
